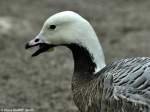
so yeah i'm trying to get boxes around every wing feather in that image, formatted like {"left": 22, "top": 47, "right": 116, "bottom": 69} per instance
{"left": 101, "top": 57, "right": 150, "bottom": 107}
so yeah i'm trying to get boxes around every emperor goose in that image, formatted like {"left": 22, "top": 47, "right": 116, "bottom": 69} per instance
{"left": 25, "top": 11, "right": 150, "bottom": 112}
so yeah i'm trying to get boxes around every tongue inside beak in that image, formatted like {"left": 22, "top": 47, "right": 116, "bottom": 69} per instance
{"left": 48, "top": 47, "right": 54, "bottom": 52}
{"left": 25, "top": 43, "right": 55, "bottom": 57}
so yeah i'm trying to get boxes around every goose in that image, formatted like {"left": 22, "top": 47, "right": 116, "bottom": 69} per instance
{"left": 25, "top": 11, "right": 150, "bottom": 112}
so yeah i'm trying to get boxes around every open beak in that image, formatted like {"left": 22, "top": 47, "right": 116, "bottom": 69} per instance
{"left": 25, "top": 43, "right": 54, "bottom": 57}
{"left": 25, "top": 36, "right": 55, "bottom": 57}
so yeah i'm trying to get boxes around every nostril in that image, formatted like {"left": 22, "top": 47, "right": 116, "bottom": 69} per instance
{"left": 35, "top": 38, "right": 40, "bottom": 42}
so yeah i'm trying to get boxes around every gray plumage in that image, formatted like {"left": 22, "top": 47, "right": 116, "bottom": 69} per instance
{"left": 72, "top": 57, "right": 150, "bottom": 112}
{"left": 25, "top": 11, "right": 150, "bottom": 112}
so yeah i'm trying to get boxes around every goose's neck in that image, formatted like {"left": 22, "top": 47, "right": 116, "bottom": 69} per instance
{"left": 67, "top": 42, "right": 106, "bottom": 76}
{"left": 67, "top": 42, "right": 106, "bottom": 112}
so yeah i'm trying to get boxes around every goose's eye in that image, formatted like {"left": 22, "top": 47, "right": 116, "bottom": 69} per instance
{"left": 34, "top": 38, "right": 39, "bottom": 42}
{"left": 49, "top": 25, "right": 56, "bottom": 30}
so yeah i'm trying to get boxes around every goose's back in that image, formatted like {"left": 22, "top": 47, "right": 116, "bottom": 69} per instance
{"left": 73, "top": 57, "right": 150, "bottom": 112}
{"left": 100, "top": 57, "right": 150, "bottom": 112}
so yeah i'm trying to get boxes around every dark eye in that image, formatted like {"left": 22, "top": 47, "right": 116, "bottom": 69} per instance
{"left": 49, "top": 25, "right": 56, "bottom": 30}
{"left": 35, "top": 38, "right": 39, "bottom": 42}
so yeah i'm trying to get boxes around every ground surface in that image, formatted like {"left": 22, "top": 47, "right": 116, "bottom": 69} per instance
{"left": 0, "top": 0, "right": 150, "bottom": 112}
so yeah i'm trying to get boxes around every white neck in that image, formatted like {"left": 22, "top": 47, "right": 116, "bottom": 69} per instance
{"left": 77, "top": 20, "right": 106, "bottom": 73}
{"left": 84, "top": 33, "right": 106, "bottom": 73}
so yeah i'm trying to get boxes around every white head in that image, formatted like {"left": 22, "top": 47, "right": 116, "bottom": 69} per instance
{"left": 25, "top": 11, "right": 106, "bottom": 73}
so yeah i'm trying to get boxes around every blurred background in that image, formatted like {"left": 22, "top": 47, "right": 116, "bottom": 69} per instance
{"left": 0, "top": 0, "right": 150, "bottom": 112}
